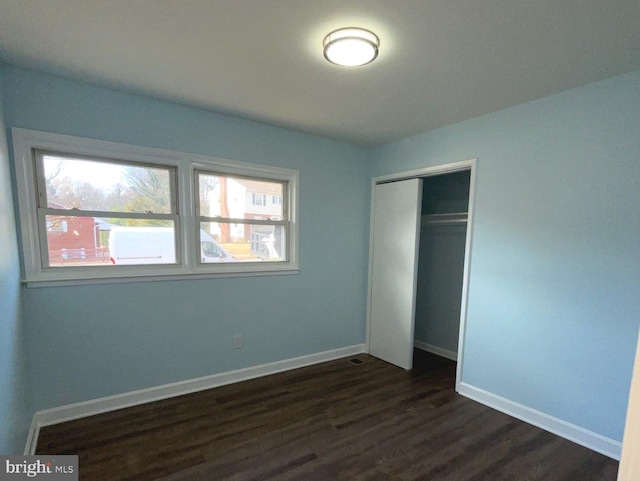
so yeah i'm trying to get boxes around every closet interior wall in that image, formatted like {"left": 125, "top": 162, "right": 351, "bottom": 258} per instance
{"left": 414, "top": 170, "right": 471, "bottom": 361}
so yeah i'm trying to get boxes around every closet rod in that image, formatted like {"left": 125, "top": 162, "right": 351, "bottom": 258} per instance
{"left": 424, "top": 218, "right": 467, "bottom": 225}
{"left": 422, "top": 212, "right": 468, "bottom": 226}
{"left": 422, "top": 212, "right": 468, "bottom": 219}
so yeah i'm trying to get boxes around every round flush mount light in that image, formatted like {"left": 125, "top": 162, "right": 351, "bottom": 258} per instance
{"left": 323, "top": 27, "right": 379, "bottom": 67}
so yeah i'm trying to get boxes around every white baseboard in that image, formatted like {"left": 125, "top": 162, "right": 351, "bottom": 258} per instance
{"left": 23, "top": 416, "right": 40, "bottom": 456}
{"left": 25, "top": 344, "right": 366, "bottom": 454}
{"left": 414, "top": 340, "right": 458, "bottom": 361}
{"left": 457, "top": 382, "right": 622, "bottom": 460}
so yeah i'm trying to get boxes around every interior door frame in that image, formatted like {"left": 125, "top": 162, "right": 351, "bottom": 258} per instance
{"left": 366, "top": 158, "right": 477, "bottom": 392}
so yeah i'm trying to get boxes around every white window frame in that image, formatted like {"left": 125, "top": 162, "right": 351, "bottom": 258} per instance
{"left": 194, "top": 171, "right": 289, "bottom": 264}
{"left": 33, "top": 150, "right": 180, "bottom": 267}
{"left": 13, "top": 128, "right": 299, "bottom": 287}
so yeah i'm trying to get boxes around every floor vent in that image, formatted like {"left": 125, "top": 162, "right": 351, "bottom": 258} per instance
{"left": 349, "top": 358, "right": 364, "bottom": 365}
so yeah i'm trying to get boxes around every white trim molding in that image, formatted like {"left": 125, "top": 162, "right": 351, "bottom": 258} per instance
{"left": 25, "top": 344, "right": 366, "bottom": 454}
{"left": 458, "top": 382, "right": 622, "bottom": 460}
{"left": 365, "top": 158, "right": 477, "bottom": 393}
{"left": 23, "top": 416, "right": 41, "bottom": 456}
{"left": 414, "top": 340, "right": 457, "bottom": 361}
{"left": 12, "top": 128, "right": 300, "bottom": 286}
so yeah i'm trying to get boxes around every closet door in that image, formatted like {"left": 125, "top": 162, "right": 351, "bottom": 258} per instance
{"left": 369, "top": 179, "right": 422, "bottom": 370}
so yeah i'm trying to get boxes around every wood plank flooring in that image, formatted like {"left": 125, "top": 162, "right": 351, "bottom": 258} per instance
{"left": 36, "top": 350, "right": 619, "bottom": 480}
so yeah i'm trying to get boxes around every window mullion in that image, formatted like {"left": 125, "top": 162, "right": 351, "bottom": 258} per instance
{"left": 170, "top": 165, "right": 179, "bottom": 214}
{"left": 283, "top": 182, "right": 289, "bottom": 219}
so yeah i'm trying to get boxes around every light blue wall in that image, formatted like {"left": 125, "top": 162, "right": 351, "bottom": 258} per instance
{"left": 1, "top": 67, "right": 371, "bottom": 411}
{"left": 0, "top": 72, "right": 33, "bottom": 453}
{"left": 4, "top": 63, "right": 639, "bottom": 448}
{"left": 373, "top": 70, "right": 640, "bottom": 441}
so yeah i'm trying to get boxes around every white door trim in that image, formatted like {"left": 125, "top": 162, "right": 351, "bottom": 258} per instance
{"left": 366, "top": 158, "right": 477, "bottom": 392}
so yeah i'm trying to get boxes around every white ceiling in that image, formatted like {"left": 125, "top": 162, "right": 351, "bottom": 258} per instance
{"left": 1, "top": 1, "right": 639, "bottom": 146}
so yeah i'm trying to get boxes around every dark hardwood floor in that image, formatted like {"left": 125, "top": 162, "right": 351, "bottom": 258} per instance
{"left": 36, "top": 350, "right": 619, "bottom": 480}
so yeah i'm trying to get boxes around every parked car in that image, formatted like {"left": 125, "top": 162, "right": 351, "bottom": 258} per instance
{"left": 108, "top": 226, "right": 234, "bottom": 265}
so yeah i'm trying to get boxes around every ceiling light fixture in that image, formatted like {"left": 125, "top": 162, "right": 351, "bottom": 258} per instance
{"left": 323, "top": 27, "right": 379, "bottom": 67}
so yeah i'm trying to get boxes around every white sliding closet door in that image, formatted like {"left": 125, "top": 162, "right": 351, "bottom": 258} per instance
{"left": 369, "top": 179, "right": 422, "bottom": 370}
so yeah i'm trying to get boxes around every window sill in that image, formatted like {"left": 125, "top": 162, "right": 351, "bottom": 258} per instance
{"left": 22, "top": 267, "right": 300, "bottom": 288}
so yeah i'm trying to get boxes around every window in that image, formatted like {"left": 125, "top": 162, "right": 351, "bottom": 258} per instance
{"left": 35, "top": 151, "right": 178, "bottom": 267}
{"left": 13, "top": 128, "right": 299, "bottom": 285}
{"left": 271, "top": 195, "right": 282, "bottom": 205}
{"left": 251, "top": 193, "right": 267, "bottom": 206}
{"left": 196, "top": 173, "right": 288, "bottom": 262}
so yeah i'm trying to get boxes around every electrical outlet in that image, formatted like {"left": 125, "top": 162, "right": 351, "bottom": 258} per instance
{"left": 233, "top": 334, "right": 243, "bottom": 349}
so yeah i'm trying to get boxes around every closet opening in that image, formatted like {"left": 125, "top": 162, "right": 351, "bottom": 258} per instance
{"left": 414, "top": 170, "right": 470, "bottom": 366}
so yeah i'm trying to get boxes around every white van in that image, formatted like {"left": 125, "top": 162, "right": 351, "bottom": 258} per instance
{"left": 108, "top": 227, "right": 234, "bottom": 265}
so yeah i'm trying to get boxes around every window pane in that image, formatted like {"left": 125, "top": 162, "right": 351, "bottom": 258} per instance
{"left": 198, "top": 173, "right": 283, "bottom": 219}
{"left": 42, "top": 154, "right": 173, "bottom": 214}
{"left": 45, "top": 216, "right": 176, "bottom": 267}
{"left": 45, "top": 215, "right": 110, "bottom": 266}
{"left": 108, "top": 224, "right": 177, "bottom": 265}
{"left": 201, "top": 222, "right": 286, "bottom": 262}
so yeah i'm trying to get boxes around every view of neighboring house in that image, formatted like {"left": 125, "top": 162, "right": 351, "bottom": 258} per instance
{"left": 45, "top": 202, "right": 109, "bottom": 264}
{"left": 208, "top": 177, "right": 284, "bottom": 260}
